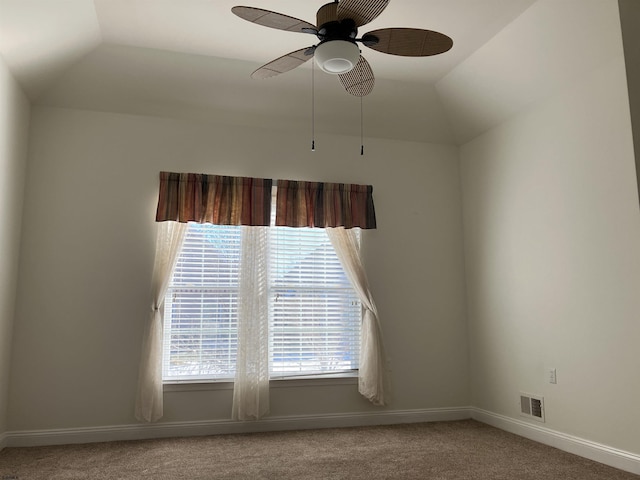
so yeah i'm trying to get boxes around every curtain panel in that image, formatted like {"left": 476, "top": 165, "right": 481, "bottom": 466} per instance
{"left": 275, "top": 180, "right": 377, "bottom": 229}
{"left": 135, "top": 221, "right": 187, "bottom": 422}
{"left": 326, "top": 227, "right": 387, "bottom": 406}
{"left": 156, "top": 171, "right": 273, "bottom": 226}
{"left": 232, "top": 226, "right": 270, "bottom": 421}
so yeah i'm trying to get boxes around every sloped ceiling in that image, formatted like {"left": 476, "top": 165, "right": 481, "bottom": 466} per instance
{"left": 436, "top": 0, "right": 626, "bottom": 144}
{"left": 0, "top": 0, "right": 623, "bottom": 145}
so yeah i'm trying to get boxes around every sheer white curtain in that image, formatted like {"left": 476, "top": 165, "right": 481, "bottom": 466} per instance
{"left": 135, "top": 221, "right": 187, "bottom": 422}
{"left": 232, "top": 226, "right": 271, "bottom": 420}
{"left": 326, "top": 227, "right": 387, "bottom": 406}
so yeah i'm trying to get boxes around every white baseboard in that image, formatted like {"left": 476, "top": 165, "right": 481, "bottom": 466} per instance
{"left": 471, "top": 408, "right": 640, "bottom": 476}
{"left": 0, "top": 431, "right": 7, "bottom": 451}
{"left": 5, "top": 407, "right": 472, "bottom": 448}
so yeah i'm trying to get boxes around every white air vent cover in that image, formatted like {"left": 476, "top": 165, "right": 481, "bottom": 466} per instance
{"left": 519, "top": 393, "right": 545, "bottom": 422}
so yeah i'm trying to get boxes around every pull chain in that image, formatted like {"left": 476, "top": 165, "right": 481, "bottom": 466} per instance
{"left": 311, "top": 58, "right": 316, "bottom": 152}
{"left": 360, "top": 91, "right": 364, "bottom": 155}
{"left": 360, "top": 59, "right": 365, "bottom": 156}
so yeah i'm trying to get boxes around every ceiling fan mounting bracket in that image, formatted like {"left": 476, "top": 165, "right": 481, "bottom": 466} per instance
{"left": 316, "top": 19, "right": 358, "bottom": 45}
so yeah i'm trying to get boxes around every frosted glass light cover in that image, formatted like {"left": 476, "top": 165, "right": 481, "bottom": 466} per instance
{"left": 314, "top": 40, "right": 360, "bottom": 74}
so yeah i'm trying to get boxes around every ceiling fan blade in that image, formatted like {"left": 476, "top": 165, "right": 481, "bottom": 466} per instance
{"left": 232, "top": 6, "right": 317, "bottom": 33}
{"left": 338, "top": 56, "right": 375, "bottom": 97}
{"left": 363, "top": 28, "right": 453, "bottom": 56}
{"left": 251, "top": 47, "right": 315, "bottom": 79}
{"left": 336, "top": 0, "right": 389, "bottom": 27}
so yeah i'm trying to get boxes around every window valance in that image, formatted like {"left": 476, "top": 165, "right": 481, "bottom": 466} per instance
{"left": 155, "top": 172, "right": 272, "bottom": 226}
{"left": 155, "top": 172, "right": 377, "bottom": 229}
{"left": 276, "top": 179, "right": 377, "bottom": 229}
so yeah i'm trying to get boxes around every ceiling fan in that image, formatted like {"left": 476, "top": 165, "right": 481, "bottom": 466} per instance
{"left": 232, "top": 0, "right": 453, "bottom": 97}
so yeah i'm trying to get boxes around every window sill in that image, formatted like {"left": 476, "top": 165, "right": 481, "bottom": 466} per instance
{"left": 164, "top": 381, "right": 234, "bottom": 392}
{"left": 164, "top": 373, "right": 358, "bottom": 393}
{"left": 271, "top": 373, "right": 358, "bottom": 388}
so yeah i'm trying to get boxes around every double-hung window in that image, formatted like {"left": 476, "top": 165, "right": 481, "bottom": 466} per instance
{"left": 162, "top": 199, "right": 361, "bottom": 383}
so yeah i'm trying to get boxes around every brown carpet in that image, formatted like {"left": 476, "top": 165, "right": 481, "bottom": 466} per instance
{"left": 0, "top": 420, "right": 638, "bottom": 479}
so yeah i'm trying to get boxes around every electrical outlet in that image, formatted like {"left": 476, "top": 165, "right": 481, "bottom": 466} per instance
{"left": 548, "top": 368, "right": 557, "bottom": 384}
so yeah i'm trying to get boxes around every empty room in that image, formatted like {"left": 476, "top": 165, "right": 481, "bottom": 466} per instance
{"left": 1, "top": 0, "right": 640, "bottom": 478}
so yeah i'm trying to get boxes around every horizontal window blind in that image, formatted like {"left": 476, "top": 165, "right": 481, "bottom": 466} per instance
{"left": 163, "top": 224, "right": 241, "bottom": 381}
{"left": 162, "top": 198, "right": 361, "bottom": 383}
{"left": 269, "top": 226, "right": 360, "bottom": 378}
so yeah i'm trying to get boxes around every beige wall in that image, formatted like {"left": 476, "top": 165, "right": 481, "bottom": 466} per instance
{"left": 0, "top": 56, "right": 29, "bottom": 436}
{"left": 7, "top": 107, "right": 469, "bottom": 430}
{"left": 460, "top": 41, "right": 640, "bottom": 455}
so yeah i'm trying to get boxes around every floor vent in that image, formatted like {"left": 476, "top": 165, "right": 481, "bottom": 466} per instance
{"left": 520, "top": 393, "right": 545, "bottom": 422}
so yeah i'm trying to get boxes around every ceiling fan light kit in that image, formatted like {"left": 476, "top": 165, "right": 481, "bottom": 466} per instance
{"left": 314, "top": 40, "right": 360, "bottom": 74}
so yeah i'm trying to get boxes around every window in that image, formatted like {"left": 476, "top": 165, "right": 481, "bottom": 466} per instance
{"left": 162, "top": 205, "right": 361, "bottom": 382}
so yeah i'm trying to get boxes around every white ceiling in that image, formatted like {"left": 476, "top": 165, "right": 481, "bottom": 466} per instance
{"left": 0, "top": 0, "right": 623, "bottom": 145}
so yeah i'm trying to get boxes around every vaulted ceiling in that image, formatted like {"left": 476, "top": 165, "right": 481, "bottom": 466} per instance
{"left": 0, "top": 0, "right": 623, "bottom": 145}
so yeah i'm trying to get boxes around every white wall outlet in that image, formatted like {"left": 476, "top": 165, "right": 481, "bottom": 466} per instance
{"left": 548, "top": 367, "right": 557, "bottom": 384}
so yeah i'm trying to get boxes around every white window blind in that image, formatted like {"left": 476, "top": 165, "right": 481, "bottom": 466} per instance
{"left": 162, "top": 204, "right": 361, "bottom": 382}
{"left": 163, "top": 224, "right": 241, "bottom": 381}
{"left": 269, "top": 226, "right": 360, "bottom": 377}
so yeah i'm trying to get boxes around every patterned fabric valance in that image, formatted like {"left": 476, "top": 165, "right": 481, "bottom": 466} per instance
{"left": 155, "top": 172, "right": 272, "bottom": 226}
{"left": 275, "top": 180, "right": 377, "bottom": 229}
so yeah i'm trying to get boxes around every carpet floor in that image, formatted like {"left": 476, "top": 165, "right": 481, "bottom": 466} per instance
{"left": 0, "top": 420, "right": 638, "bottom": 479}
